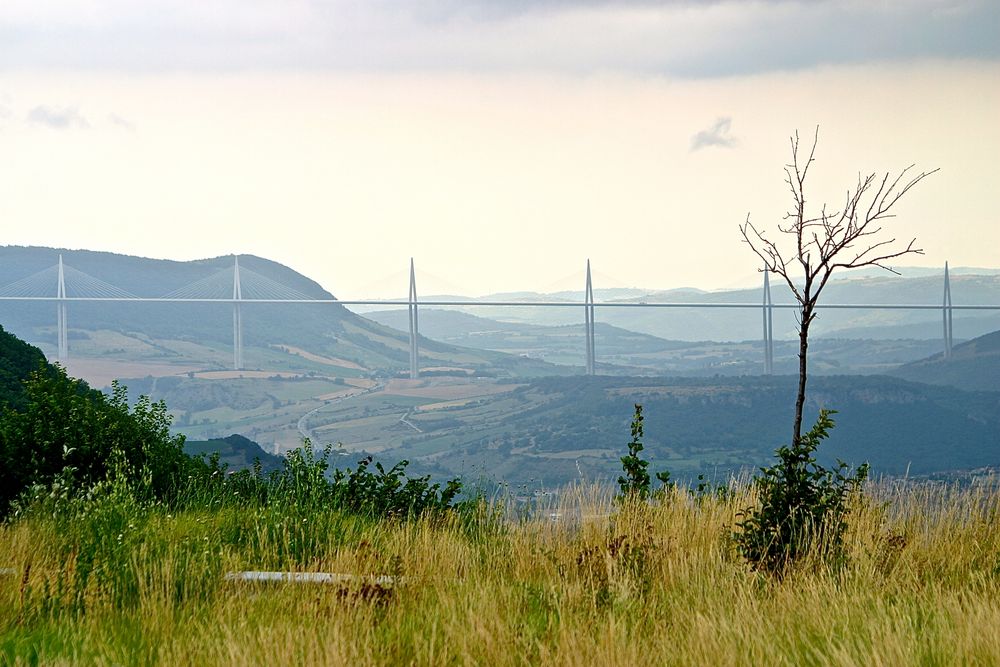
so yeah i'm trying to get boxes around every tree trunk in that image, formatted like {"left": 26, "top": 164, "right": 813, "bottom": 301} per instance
{"left": 792, "top": 310, "right": 811, "bottom": 445}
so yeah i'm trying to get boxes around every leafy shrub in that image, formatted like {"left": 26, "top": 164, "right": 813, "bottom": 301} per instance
{"left": 329, "top": 453, "right": 463, "bottom": 518}
{"left": 175, "top": 441, "right": 462, "bottom": 520}
{"left": 0, "top": 367, "right": 192, "bottom": 517}
{"left": 735, "top": 409, "right": 868, "bottom": 573}
{"left": 617, "top": 404, "right": 672, "bottom": 500}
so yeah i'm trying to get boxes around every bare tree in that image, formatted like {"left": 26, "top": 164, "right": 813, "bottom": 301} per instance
{"left": 741, "top": 129, "right": 937, "bottom": 445}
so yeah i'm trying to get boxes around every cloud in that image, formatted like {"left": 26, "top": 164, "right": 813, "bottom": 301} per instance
{"left": 691, "top": 117, "right": 736, "bottom": 151}
{"left": 108, "top": 113, "right": 135, "bottom": 131}
{"left": 26, "top": 106, "right": 90, "bottom": 129}
{"left": 0, "top": 0, "right": 997, "bottom": 76}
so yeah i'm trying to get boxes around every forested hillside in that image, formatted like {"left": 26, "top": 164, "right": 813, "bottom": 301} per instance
{"left": 356, "top": 374, "right": 1000, "bottom": 486}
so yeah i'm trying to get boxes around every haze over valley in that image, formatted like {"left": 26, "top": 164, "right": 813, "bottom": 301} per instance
{"left": 4, "top": 245, "right": 998, "bottom": 488}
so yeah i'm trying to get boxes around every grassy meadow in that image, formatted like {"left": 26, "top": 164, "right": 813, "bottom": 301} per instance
{"left": 3, "top": 478, "right": 1000, "bottom": 666}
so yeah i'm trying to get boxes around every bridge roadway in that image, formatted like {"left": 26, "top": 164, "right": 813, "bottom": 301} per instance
{"left": 3, "top": 296, "right": 1000, "bottom": 310}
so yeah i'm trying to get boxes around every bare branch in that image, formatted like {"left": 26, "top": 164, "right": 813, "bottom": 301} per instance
{"left": 740, "top": 217, "right": 803, "bottom": 304}
{"left": 741, "top": 128, "right": 936, "bottom": 445}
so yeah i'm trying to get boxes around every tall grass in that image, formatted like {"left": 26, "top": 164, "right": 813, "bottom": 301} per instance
{"left": 3, "top": 477, "right": 1000, "bottom": 665}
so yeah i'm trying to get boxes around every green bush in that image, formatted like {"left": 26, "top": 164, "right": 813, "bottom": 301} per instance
{"left": 735, "top": 409, "right": 868, "bottom": 573}
{"left": 0, "top": 367, "right": 192, "bottom": 517}
{"left": 617, "top": 404, "right": 672, "bottom": 500}
{"left": 190, "top": 443, "right": 462, "bottom": 518}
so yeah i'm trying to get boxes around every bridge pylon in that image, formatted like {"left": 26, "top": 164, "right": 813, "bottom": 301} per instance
{"left": 408, "top": 258, "right": 419, "bottom": 379}
{"left": 762, "top": 268, "right": 774, "bottom": 374}
{"left": 584, "top": 260, "right": 595, "bottom": 375}
{"left": 943, "top": 261, "right": 953, "bottom": 359}
{"left": 233, "top": 255, "right": 244, "bottom": 370}
{"left": 57, "top": 254, "right": 68, "bottom": 362}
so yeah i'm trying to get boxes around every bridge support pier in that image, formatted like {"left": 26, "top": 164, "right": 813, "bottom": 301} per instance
{"left": 584, "top": 260, "right": 595, "bottom": 375}
{"left": 408, "top": 258, "right": 419, "bottom": 379}
{"left": 943, "top": 261, "right": 953, "bottom": 359}
{"left": 57, "top": 254, "right": 68, "bottom": 362}
{"left": 762, "top": 268, "right": 774, "bottom": 374}
{"left": 233, "top": 256, "right": 244, "bottom": 370}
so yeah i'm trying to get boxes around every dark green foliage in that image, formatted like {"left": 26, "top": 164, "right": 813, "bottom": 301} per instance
{"left": 0, "top": 365, "right": 193, "bottom": 517}
{"left": 0, "top": 324, "right": 58, "bottom": 410}
{"left": 329, "top": 454, "right": 463, "bottom": 517}
{"left": 735, "top": 409, "right": 869, "bottom": 573}
{"left": 617, "top": 404, "right": 672, "bottom": 499}
{"left": 1, "top": 323, "right": 198, "bottom": 516}
{"left": 618, "top": 404, "right": 649, "bottom": 496}
{"left": 183, "top": 444, "right": 463, "bottom": 519}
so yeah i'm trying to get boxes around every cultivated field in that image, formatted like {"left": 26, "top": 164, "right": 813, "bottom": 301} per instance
{"left": 62, "top": 358, "right": 204, "bottom": 389}
{"left": 382, "top": 378, "right": 523, "bottom": 400}
{"left": 2, "top": 480, "right": 999, "bottom": 665}
{"left": 273, "top": 345, "right": 368, "bottom": 371}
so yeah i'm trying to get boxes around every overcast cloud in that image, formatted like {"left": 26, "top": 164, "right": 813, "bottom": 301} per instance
{"left": 26, "top": 106, "right": 90, "bottom": 130}
{"left": 1, "top": 0, "right": 996, "bottom": 76}
{"left": 691, "top": 117, "right": 737, "bottom": 151}
{"left": 107, "top": 113, "right": 135, "bottom": 131}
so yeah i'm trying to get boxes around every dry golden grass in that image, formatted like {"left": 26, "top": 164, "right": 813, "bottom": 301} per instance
{"left": 2, "top": 480, "right": 1000, "bottom": 665}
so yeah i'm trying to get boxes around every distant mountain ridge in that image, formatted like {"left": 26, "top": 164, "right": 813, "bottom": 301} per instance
{"left": 0, "top": 246, "right": 333, "bottom": 299}
{"left": 0, "top": 246, "right": 558, "bottom": 379}
{"left": 353, "top": 270, "right": 1000, "bottom": 342}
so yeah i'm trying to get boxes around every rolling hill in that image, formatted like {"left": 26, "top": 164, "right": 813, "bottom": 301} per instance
{"left": 0, "top": 246, "right": 560, "bottom": 381}
{"left": 366, "top": 308, "right": 946, "bottom": 376}
{"left": 891, "top": 329, "right": 1000, "bottom": 392}
{"left": 353, "top": 270, "right": 1000, "bottom": 343}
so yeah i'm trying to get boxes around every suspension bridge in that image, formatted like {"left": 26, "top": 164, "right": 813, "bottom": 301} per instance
{"left": 0, "top": 255, "right": 991, "bottom": 377}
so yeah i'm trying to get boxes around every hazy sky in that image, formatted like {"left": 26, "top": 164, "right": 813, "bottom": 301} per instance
{"left": 1, "top": 1, "right": 998, "bottom": 297}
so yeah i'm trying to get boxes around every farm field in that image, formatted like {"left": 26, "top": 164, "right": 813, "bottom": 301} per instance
{"left": 62, "top": 358, "right": 204, "bottom": 389}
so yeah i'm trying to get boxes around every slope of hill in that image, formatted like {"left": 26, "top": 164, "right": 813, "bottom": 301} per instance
{"left": 0, "top": 246, "right": 559, "bottom": 381}
{"left": 183, "top": 434, "right": 285, "bottom": 472}
{"left": 890, "top": 329, "right": 1000, "bottom": 392}
{"left": 0, "top": 324, "right": 58, "bottom": 408}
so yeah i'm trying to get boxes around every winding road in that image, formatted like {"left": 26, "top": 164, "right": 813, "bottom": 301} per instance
{"left": 296, "top": 382, "right": 384, "bottom": 443}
